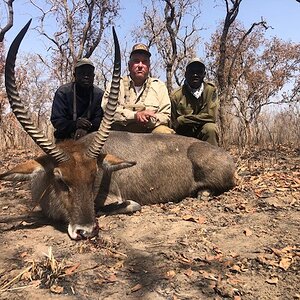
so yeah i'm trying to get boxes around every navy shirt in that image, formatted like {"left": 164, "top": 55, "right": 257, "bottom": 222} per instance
{"left": 51, "top": 82, "right": 104, "bottom": 139}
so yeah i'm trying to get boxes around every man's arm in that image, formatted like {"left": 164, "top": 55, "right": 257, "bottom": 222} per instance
{"left": 89, "top": 88, "right": 104, "bottom": 132}
{"left": 51, "top": 88, "right": 76, "bottom": 136}
{"left": 170, "top": 91, "right": 180, "bottom": 130}
{"left": 148, "top": 81, "right": 171, "bottom": 128}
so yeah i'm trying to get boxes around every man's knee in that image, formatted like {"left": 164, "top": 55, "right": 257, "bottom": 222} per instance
{"left": 152, "top": 125, "right": 175, "bottom": 134}
{"left": 201, "top": 123, "right": 219, "bottom": 146}
{"left": 202, "top": 123, "right": 218, "bottom": 135}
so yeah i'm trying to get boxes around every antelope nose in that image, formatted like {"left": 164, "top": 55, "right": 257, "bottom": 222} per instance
{"left": 68, "top": 223, "right": 99, "bottom": 240}
{"left": 76, "top": 229, "right": 88, "bottom": 240}
{"left": 76, "top": 225, "right": 99, "bottom": 240}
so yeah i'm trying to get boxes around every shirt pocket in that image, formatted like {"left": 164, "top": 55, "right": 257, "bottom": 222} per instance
{"left": 144, "top": 95, "right": 160, "bottom": 112}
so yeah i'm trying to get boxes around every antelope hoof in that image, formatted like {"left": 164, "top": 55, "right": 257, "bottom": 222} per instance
{"left": 197, "top": 190, "right": 212, "bottom": 201}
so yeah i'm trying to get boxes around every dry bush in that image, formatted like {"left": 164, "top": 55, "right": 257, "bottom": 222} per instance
{"left": 0, "top": 113, "right": 54, "bottom": 151}
{"left": 225, "top": 106, "right": 300, "bottom": 151}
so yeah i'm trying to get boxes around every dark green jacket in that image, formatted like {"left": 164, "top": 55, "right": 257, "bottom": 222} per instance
{"left": 171, "top": 82, "right": 219, "bottom": 129}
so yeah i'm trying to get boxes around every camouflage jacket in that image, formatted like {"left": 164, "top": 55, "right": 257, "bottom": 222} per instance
{"left": 170, "top": 82, "right": 219, "bottom": 129}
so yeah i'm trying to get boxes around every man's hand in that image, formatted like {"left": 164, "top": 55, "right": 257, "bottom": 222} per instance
{"left": 135, "top": 110, "right": 156, "bottom": 124}
{"left": 74, "top": 128, "right": 88, "bottom": 140}
{"left": 76, "top": 117, "right": 92, "bottom": 130}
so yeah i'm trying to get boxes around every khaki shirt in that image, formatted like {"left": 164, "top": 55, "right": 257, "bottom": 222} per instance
{"left": 102, "top": 76, "right": 171, "bottom": 129}
{"left": 171, "top": 82, "right": 219, "bottom": 128}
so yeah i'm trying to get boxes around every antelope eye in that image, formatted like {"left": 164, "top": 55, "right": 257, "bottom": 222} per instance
{"left": 56, "top": 177, "right": 70, "bottom": 192}
{"left": 53, "top": 168, "right": 70, "bottom": 191}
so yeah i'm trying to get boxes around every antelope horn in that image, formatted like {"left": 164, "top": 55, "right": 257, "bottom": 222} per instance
{"left": 86, "top": 27, "right": 121, "bottom": 158}
{"left": 5, "top": 19, "right": 69, "bottom": 163}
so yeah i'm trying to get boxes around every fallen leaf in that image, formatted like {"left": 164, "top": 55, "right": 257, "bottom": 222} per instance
{"left": 199, "top": 270, "right": 218, "bottom": 281}
{"left": 229, "top": 265, "right": 241, "bottom": 273}
{"left": 106, "top": 274, "right": 118, "bottom": 282}
{"left": 266, "top": 277, "right": 278, "bottom": 285}
{"left": 93, "top": 278, "right": 104, "bottom": 285}
{"left": 182, "top": 215, "right": 197, "bottom": 222}
{"left": 213, "top": 247, "right": 223, "bottom": 254}
{"left": 184, "top": 268, "right": 193, "bottom": 277}
{"left": 228, "top": 251, "right": 239, "bottom": 258}
{"left": 223, "top": 259, "right": 235, "bottom": 268}
{"left": 166, "top": 270, "right": 176, "bottom": 279}
{"left": 64, "top": 263, "right": 80, "bottom": 275}
{"left": 279, "top": 257, "right": 293, "bottom": 270}
{"left": 205, "top": 254, "right": 222, "bottom": 261}
{"left": 271, "top": 248, "right": 283, "bottom": 257}
{"left": 20, "top": 252, "right": 28, "bottom": 258}
{"left": 50, "top": 284, "right": 64, "bottom": 294}
{"left": 178, "top": 255, "right": 191, "bottom": 264}
{"left": 130, "top": 283, "right": 142, "bottom": 292}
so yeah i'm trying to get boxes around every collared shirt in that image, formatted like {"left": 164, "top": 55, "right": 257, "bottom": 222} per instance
{"left": 102, "top": 75, "right": 171, "bottom": 129}
{"left": 189, "top": 82, "right": 204, "bottom": 99}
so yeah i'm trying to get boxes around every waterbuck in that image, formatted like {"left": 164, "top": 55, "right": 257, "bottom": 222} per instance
{"left": 1, "top": 21, "right": 236, "bottom": 240}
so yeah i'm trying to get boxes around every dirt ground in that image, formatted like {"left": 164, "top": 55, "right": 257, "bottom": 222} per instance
{"left": 0, "top": 146, "right": 299, "bottom": 300}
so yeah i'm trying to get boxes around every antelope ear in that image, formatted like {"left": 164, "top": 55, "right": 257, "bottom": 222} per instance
{"left": 0, "top": 160, "right": 44, "bottom": 181}
{"left": 101, "top": 154, "right": 136, "bottom": 172}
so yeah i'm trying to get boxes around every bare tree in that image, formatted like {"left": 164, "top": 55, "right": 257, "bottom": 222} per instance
{"left": 207, "top": 14, "right": 300, "bottom": 148}
{"left": 0, "top": 52, "right": 56, "bottom": 149}
{"left": 134, "top": 0, "right": 201, "bottom": 93}
{"left": 0, "top": 0, "right": 14, "bottom": 42}
{"left": 17, "top": 53, "right": 56, "bottom": 122}
{"left": 233, "top": 36, "right": 300, "bottom": 146}
{"left": 0, "top": 0, "right": 15, "bottom": 123}
{"left": 207, "top": 0, "right": 270, "bottom": 146}
{"left": 30, "top": 0, "right": 120, "bottom": 84}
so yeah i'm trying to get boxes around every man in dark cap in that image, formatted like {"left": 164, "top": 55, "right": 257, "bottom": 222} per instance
{"left": 51, "top": 58, "right": 104, "bottom": 141}
{"left": 102, "top": 43, "right": 174, "bottom": 133}
{"left": 171, "top": 58, "right": 219, "bottom": 146}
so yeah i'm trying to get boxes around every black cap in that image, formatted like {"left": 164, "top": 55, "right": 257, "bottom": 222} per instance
{"left": 186, "top": 57, "right": 205, "bottom": 69}
{"left": 75, "top": 58, "right": 95, "bottom": 69}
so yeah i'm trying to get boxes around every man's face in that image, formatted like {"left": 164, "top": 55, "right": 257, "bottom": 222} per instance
{"left": 128, "top": 53, "right": 150, "bottom": 85}
{"left": 74, "top": 65, "right": 95, "bottom": 88}
{"left": 185, "top": 63, "right": 206, "bottom": 89}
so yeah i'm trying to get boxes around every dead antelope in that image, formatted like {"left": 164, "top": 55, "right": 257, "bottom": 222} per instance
{"left": 1, "top": 20, "right": 236, "bottom": 240}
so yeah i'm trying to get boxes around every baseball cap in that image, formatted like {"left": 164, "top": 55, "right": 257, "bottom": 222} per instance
{"left": 130, "top": 43, "right": 151, "bottom": 57}
{"left": 75, "top": 58, "right": 95, "bottom": 69}
{"left": 186, "top": 58, "right": 205, "bottom": 69}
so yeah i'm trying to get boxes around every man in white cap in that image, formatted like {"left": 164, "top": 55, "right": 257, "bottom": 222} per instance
{"left": 171, "top": 58, "right": 219, "bottom": 146}
{"left": 51, "top": 58, "right": 104, "bottom": 141}
{"left": 102, "top": 43, "right": 174, "bottom": 133}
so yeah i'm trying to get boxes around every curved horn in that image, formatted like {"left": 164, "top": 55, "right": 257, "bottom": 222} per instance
{"left": 86, "top": 27, "right": 121, "bottom": 158}
{"left": 5, "top": 20, "right": 69, "bottom": 163}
